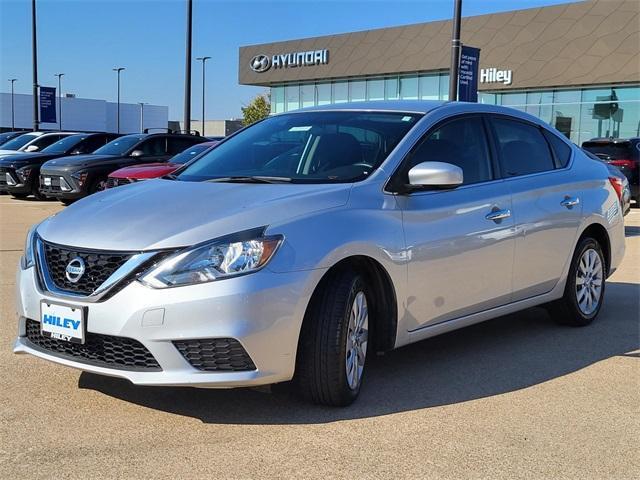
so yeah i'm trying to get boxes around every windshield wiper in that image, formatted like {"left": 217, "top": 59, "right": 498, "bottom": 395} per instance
{"left": 205, "top": 175, "right": 292, "bottom": 184}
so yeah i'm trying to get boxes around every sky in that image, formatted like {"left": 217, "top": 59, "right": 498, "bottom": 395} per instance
{"left": 0, "top": 0, "right": 574, "bottom": 121}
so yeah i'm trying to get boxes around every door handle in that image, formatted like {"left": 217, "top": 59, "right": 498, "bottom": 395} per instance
{"left": 485, "top": 209, "right": 511, "bottom": 222}
{"left": 561, "top": 196, "right": 580, "bottom": 209}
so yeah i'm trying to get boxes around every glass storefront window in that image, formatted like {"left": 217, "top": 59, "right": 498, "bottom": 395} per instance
{"left": 385, "top": 77, "right": 399, "bottom": 100}
{"left": 479, "top": 93, "right": 497, "bottom": 105}
{"left": 419, "top": 74, "right": 439, "bottom": 100}
{"left": 349, "top": 80, "right": 366, "bottom": 101}
{"left": 316, "top": 83, "right": 331, "bottom": 105}
{"left": 285, "top": 85, "right": 300, "bottom": 112}
{"left": 367, "top": 78, "right": 385, "bottom": 101}
{"left": 332, "top": 81, "right": 348, "bottom": 104}
{"left": 552, "top": 89, "right": 581, "bottom": 140}
{"left": 272, "top": 86, "right": 285, "bottom": 113}
{"left": 439, "top": 74, "right": 450, "bottom": 100}
{"left": 400, "top": 75, "right": 418, "bottom": 100}
{"left": 300, "top": 84, "right": 315, "bottom": 108}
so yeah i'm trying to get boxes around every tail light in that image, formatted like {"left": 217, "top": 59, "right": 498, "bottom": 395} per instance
{"left": 609, "top": 159, "right": 636, "bottom": 169}
{"left": 608, "top": 176, "right": 624, "bottom": 204}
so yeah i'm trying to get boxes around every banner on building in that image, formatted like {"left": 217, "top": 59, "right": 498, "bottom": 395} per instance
{"left": 39, "top": 86, "right": 57, "bottom": 123}
{"left": 458, "top": 46, "right": 481, "bottom": 102}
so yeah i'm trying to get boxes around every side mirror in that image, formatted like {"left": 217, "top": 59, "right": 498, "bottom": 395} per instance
{"left": 407, "top": 161, "right": 463, "bottom": 189}
{"left": 130, "top": 149, "right": 144, "bottom": 158}
{"left": 25, "top": 145, "right": 39, "bottom": 152}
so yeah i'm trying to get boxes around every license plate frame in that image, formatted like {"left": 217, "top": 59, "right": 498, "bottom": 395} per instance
{"left": 40, "top": 301, "right": 87, "bottom": 344}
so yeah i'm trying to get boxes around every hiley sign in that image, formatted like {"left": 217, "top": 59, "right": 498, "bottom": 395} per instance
{"left": 480, "top": 68, "right": 512, "bottom": 85}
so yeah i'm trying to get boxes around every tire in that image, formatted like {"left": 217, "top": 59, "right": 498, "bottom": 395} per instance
{"left": 547, "top": 237, "right": 606, "bottom": 327}
{"left": 60, "top": 199, "right": 75, "bottom": 206}
{"left": 10, "top": 193, "right": 28, "bottom": 199}
{"left": 89, "top": 177, "right": 107, "bottom": 194}
{"left": 294, "top": 268, "right": 371, "bottom": 406}
{"left": 31, "top": 185, "right": 46, "bottom": 201}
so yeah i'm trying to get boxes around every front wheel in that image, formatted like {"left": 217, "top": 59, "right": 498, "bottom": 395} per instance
{"left": 547, "top": 237, "right": 606, "bottom": 327}
{"left": 294, "top": 269, "right": 370, "bottom": 406}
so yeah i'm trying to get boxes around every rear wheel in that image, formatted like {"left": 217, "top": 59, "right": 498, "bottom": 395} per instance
{"left": 294, "top": 269, "right": 370, "bottom": 406}
{"left": 10, "top": 193, "right": 28, "bottom": 199}
{"left": 60, "top": 199, "right": 75, "bottom": 206}
{"left": 547, "top": 237, "right": 606, "bottom": 327}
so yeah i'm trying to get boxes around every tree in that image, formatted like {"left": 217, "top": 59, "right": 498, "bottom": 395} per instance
{"left": 241, "top": 93, "right": 271, "bottom": 126}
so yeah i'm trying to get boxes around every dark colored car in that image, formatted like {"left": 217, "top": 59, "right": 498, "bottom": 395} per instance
{"left": 106, "top": 141, "right": 218, "bottom": 188}
{"left": 40, "top": 132, "right": 207, "bottom": 203}
{"left": 0, "top": 131, "right": 29, "bottom": 147}
{"left": 582, "top": 138, "right": 639, "bottom": 204}
{"left": 1, "top": 133, "right": 119, "bottom": 199}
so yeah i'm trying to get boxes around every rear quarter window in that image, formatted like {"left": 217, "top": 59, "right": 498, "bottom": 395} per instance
{"left": 542, "top": 130, "right": 572, "bottom": 167}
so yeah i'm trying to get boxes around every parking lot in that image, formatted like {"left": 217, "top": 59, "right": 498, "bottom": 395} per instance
{"left": 0, "top": 195, "right": 638, "bottom": 479}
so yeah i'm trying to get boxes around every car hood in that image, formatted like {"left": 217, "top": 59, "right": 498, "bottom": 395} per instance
{"left": 110, "top": 163, "right": 177, "bottom": 179}
{"left": 0, "top": 149, "right": 25, "bottom": 158}
{"left": 41, "top": 154, "right": 119, "bottom": 172}
{"left": 0, "top": 152, "right": 59, "bottom": 168}
{"left": 37, "top": 179, "right": 351, "bottom": 250}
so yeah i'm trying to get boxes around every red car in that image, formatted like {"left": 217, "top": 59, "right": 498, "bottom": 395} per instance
{"left": 106, "top": 141, "right": 218, "bottom": 188}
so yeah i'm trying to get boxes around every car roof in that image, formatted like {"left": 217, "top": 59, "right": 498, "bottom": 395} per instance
{"left": 289, "top": 100, "right": 447, "bottom": 114}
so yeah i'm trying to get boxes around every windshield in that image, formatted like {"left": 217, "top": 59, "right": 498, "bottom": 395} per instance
{"left": 582, "top": 142, "right": 633, "bottom": 160}
{"left": 93, "top": 135, "right": 144, "bottom": 156}
{"left": 170, "top": 143, "right": 213, "bottom": 165}
{"left": 177, "top": 111, "right": 422, "bottom": 183}
{"left": 41, "top": 134, "right": 87, "bottom": 154}
{"left": 0, "top": 133, "right": 39, "bottom": 151}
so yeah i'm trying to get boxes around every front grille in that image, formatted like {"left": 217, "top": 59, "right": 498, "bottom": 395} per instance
{"left": 42, "top": 241, "right": 132, "bottom": 295}
{"left": 106, "top": 177, "right": 134, "bottom": 189}
{"left": 173, "top": 338, "right": 256, "bottom": 372}
{"left": 25, "top": 319, "right": 161, "bottom": 371}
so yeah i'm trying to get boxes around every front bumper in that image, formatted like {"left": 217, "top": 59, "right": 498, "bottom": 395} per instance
{"left": 14, "top": 263, "right": 323, "bottom": 387}
{"left": 39, "top": 173, "right": 84, "bottom": 199}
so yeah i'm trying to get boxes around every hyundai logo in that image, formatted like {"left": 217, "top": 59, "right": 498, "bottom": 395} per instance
{"left": 250, "top": 54, "right": 271, "bottom": 73}
{"left": 65, "top": 257, "right": 85, "bottom": 283}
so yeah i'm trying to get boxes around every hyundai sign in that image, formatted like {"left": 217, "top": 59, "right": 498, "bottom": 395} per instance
{"left": 251, "top": 49, "right": 329, "bottom": 73}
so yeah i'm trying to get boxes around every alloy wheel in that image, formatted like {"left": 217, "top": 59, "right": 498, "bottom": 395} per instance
{"left": 345, "top": 291, "right": 368, "bottom": 390}
{"left": 576, "top": 248, "right": 603, "bottom": 316}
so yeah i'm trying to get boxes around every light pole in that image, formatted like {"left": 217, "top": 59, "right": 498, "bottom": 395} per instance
{"left": 113, "top": 67, "right": 125, "bottom": 133}
{"left": 183, "top": 0, "right": 193, "bottom": 132}
{"left": 8, "top": 79, "right": 17, "bottom": 130}
{"left": 54, "top": 73, "right": 64, "bottom": 130}
{"left": 138, "top": 102, "right": 147, "bottom": 133}
{"left": 31, "top": 0, "right": 39, "bottom": 131}
{"left": 196, "top": 56, "right": 211, "bottom": 135}
{"left": 448, "top": 0, "right": 462, "bottom": 101}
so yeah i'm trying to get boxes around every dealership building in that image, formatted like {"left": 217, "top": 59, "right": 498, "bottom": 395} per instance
{"left": 239, "top": 0, "right": 639, "bottom": 144}
{"left": 0, "top": 93, "right": 168, "bottom": 134}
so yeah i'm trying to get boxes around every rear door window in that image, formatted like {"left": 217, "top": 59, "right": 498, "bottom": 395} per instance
{"left": 491, "top": 117, "right": 555, "bottom": 177}
{"left": 139, "top": 137, "right": 169, "bottom": 156}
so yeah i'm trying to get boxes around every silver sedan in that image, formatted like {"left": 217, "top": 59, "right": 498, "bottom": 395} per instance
{"left": 14, "top": 101, "right": 625, "bottom": 406}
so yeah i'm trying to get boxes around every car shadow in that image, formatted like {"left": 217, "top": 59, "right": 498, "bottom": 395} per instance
{"left": 78, "top": 281, "right": 639, "bottom": 424}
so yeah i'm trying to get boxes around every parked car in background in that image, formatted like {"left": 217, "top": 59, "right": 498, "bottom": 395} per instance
{"left": 1, "top": 133, "right": 119, "bottom": 199}
{"left": 582, "top": 138, "right": 639, "bottom": 205}
{"left": 206, "top": 136, "right": 225, "bottom": 142}
{"left": 0, "top": 131, "right": 29, "bottom": 147}
{"left": 39, "top": 132, "right": 207, "bottom": 204}
{"left": 0, "top": 131, "right": 77, "bottom": 159}
{"left": 15, "top": 102, "right": 625, "bottom": 406}
{"left": 582, "top": 149, "right": 631, "bottom": 216}
{"left": 106, "top": 141, "right": 218, "bottom": 188}
{"left": 0, "top": 132, "right": 78, "bottom": 193}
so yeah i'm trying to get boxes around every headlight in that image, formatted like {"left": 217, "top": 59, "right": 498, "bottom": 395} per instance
{"left": 20, "top": 224, "right": 38, "bottom": 270}
{"left": 139, "top": 229, "right": 283, "bottom": 288}
{"left": 71, "top": 170, "right": 88, "bottom": 187}
{"left": 16, "top": 166, "right": 32, "bottom": 183}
